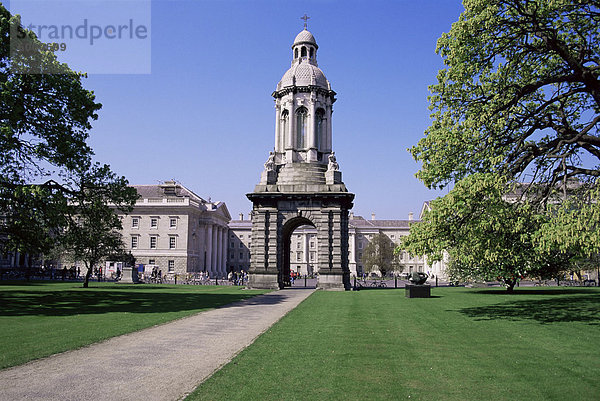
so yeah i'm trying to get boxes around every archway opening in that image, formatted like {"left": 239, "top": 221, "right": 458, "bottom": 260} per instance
{"left": 281, "top": 216, "right": 316, "bottom": 288}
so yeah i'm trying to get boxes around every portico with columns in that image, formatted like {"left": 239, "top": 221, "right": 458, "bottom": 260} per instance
{"left": 119, "top": 181, "right": 230, "bottom": 278}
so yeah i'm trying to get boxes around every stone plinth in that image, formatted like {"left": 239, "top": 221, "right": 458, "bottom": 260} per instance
{"left": 325, "top": 170, "right": 342, "bottom": 185}
{"left": 405, "top": 284, "right": 431, "bottom": 298}
{"left": 119, "top": 267, "right": 140, "bottom": 284}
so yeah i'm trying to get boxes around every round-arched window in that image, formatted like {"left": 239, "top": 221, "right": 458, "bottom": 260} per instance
{"left": 316, "top": 109, "right": 325, "bottom": 149}
{"left": 296, "top": 107, "right": 307, "bottom": 149}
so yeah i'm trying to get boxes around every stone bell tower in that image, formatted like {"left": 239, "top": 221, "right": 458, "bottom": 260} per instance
{"left": 247, "top": 24, "right": 354, "bottom": 290}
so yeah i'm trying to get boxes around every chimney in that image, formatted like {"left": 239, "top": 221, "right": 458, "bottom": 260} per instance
{"left": 371, "top": 213, "right": 376, "bottom": 221}
{"left": 349, "top": 212, "right": 354, "bottom": 219}
{"left": 239, "top": 213, "right": 244, "bottom": 221}
{"left": 408, "top": 212, "right": 414, "bottom": 221}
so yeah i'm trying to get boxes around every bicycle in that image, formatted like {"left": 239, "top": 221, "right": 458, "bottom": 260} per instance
{"left": 370, "top": 280, "right": 387, "bottom": 288}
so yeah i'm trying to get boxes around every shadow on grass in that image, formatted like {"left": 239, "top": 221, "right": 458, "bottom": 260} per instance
{"left": 458, "top": 293, "right": 600, "bottom": 324}
{"left": 0, "top": 287, "right": 274, "bottom": 317}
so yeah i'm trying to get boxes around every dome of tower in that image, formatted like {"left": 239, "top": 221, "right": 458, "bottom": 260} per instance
{"left": 293, "top": 29, "right": 318, "bottom": 48}
{"left": 277, "top": 60, "right": 330, "bottom": 90}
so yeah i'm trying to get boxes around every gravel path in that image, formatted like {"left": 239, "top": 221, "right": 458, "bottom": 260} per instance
{"left": 0, "top": 288, "right": 315, "bottom": 401}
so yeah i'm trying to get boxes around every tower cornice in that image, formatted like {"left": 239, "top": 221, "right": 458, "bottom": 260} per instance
{"left": 272, "top": 86, "right": 336, "bottom": 103}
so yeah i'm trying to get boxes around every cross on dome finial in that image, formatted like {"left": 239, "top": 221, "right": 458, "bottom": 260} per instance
{"left": 301, "top": 14, "right": 310, "bottom": 29}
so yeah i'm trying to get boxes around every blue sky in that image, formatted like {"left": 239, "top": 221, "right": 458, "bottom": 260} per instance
{"left": 8, "top": 0, "right": 466, "bottom": 220}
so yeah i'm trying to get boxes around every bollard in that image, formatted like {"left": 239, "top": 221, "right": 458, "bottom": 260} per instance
{"left": 395, "top": 275, "right": 397, "bottom": 288}
{"left": 304, "top": 274, "right": 307, "bottom": 287}
{"left": 436, "top": 276, "right": 438, "bottom": 287}
{"left": 175, "top": 275, "right": 177, "bottom": 285}
{"left": 215, "top": 276, "right": 218, "bottom": 285}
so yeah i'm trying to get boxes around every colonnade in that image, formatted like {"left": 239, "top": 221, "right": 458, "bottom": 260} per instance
{"left": 199, "top": 222, "right": 228, "bottom": 278}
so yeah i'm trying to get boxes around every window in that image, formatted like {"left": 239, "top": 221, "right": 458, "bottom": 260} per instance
{"left": 358, "top": 242, "right": 363, "bottom": 249}
{"left": 296, "top": 107, "right": 307, "bottom": 149}
{"left": 310, "top": 241, "right": 314, "bottom": 248}
{"left": 297, "top": 242, "right": 301, "bottom": 250}
{"left": 230, "top": 251, "right": 235, "bottom": 259}
{"left": 239, "top": 234, "right": 244, "bottom": 239}
{"left": 239, "top": 252, "right": 244, "bottom": 260}
{"left": 358, "top": 252, "right": 363, "bottom": 261}
{"left": 132, "top": 217, "right": 139, "bottom": 228}
{"left": 316, "top": 109, "right": 324, "bottom": 149}
{"left": 150, "top": 236, "right": 157, "bottom": 249}
{"left": 310, "top": 252, "right": 315, "bottom": 261}
{"left": 131, "top": 236, "right": 138, "bottom": 249}
{"left": 150, "top": 218, "right": 158, "bottom": 228}
{"left": 296, "top": 252, "right": 302, "bottom": 261}
{"left": 169, "top": 218, "right": 177, "bottom": 228}
{"left": 301, "top": 46, "right": 307, "bottom": 57}
{"left": 148, "top": 259, "right": 155, "bottom": 265}
{"left": 169, "top": 236, "right": 176, "bottom": 249}
{"left": 168, "top": 260, "right": 175, "bottom": 272}
{"left": 391, "top": 235, "right": 395, "bottom": 239}
{"left": 231, "top": 241, "right": 235, "bottom": 248}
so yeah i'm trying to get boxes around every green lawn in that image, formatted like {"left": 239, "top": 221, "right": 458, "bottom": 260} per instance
{"left": 0, "top": 281, "right": 268, "bottom": 369}
{"left": 188, "top": 287, "right": 600, "bottom": 401}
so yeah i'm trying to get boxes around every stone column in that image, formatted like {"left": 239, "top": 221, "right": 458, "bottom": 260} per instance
{"left": 198, "top": 222, "right": 206, "bottom": 271}
{"left": 221, "top": 227, "right": 228, "bottom": 275}
{"left": 248, "top": 207, "right": 280, "bottom": 289}
{"left": 206, "top": 224, "right": 213, "bottom": 275}
{"left": 307, "top": 98, "right": 317, "bottom": 161}
{"left": 274, "top": 104, "right": 281, "bottom": 152}
{"left": 325, "top": 105, "right": 333, "bottom": 152}
{"left": 286, "top": 98, "right": 296, "bottom": 163}
{"left": 212, "top": 225, "right": 218, "bottom": 277}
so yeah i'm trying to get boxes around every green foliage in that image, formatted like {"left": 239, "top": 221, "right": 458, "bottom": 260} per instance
{"left": 0, "top": 4, "right": 102, "bottom": 254}
{"left": 362, "top": 233, "right": 400, "bottom": 276}
{"left": 60, "top": 163, "right": 139, "bottom": 287}
{"left": 412, "top": 0, "right": 600, "bottom": 193}
{"left": 403, "top": 174, "right": 570, "bottom": 290}
{"left": 406, "top": 0, "right": 600, "bottom": 283}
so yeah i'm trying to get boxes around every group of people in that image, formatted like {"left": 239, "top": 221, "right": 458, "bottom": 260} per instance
{"left": 227, "top": 270, "right": 248, "bottom": 286}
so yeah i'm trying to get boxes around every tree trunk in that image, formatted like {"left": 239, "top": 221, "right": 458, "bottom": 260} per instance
{"left": 83, "top": 263, "right": 92, "bottom": 288}
{"left": 505, "top": 279, "right": 516, "bottom": 293}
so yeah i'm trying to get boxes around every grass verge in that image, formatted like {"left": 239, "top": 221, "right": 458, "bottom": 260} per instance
{"left": 0, "top": 281, "right": 268, "bottom": 369}
{"left": 188, "top": 287, "right": 600, "bottom": 401}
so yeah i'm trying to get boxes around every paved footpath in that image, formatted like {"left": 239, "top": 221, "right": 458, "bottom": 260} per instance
{"left": 0, "top": 288, "right": 315, "bottom": 401}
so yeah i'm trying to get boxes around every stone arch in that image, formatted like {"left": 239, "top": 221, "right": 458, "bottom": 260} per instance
{"left": 280, "top": 215, "right": 316, "bottom": 288}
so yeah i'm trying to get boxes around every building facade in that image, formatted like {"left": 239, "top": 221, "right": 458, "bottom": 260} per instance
{"left": 119, "top": 181, "right": 230, "bottom": 277}
{"left": 227, "top": 212, "right": 446, "bottom": 279}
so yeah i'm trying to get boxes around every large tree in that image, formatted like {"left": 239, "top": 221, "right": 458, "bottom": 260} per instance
{"left": 406, "top": 0, "right": 600, "bottom": 281}
{"left": 61, "top": 163, "right": 138, "bottom": 288}
{"left": 362, "top": 233, "right": 400, "bottom": 277}
{"left": 403, "top": 174, "right": 571, "bottom": 291}
{"left": 0, "top": 5, "right": 101, "bottom": 254}
{"left": 412, "top": 0, "right": 600, "bottom": 197}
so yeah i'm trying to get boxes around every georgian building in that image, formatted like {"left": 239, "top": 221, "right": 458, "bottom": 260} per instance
{"left": 119, "top": 181, "right": 230, "bottom": 277}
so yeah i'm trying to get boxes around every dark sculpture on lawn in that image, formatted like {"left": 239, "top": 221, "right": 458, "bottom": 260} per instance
{"left": 409, "top": 272, "right": 428, "bottom": 285}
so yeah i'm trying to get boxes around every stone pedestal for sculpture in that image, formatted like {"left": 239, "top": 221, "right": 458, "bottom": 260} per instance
{"left": 405, "top": 284, "right": 431, "bottom": 298}
{"left": 119, "top": 267, "right": 139, "bottom": 284}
